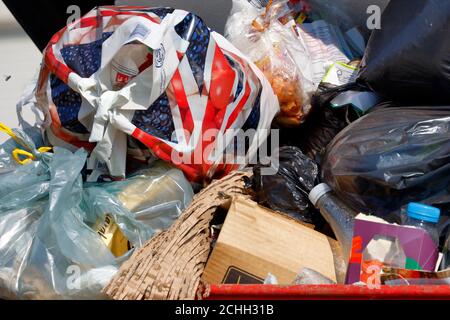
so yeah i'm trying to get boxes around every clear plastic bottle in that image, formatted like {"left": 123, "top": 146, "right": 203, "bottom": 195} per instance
{"left": 404, "top": 203, "right": 440, "bottom": 246}
{"left": 309, "top": 183, "right": 357, "bottom": 266}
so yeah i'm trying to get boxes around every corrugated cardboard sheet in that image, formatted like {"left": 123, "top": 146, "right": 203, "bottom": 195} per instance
{"left": 103, "top": 171, "right": 251, "bottom": 300}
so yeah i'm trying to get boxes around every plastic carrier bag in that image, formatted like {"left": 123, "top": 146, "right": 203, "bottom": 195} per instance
{"left": 36, "top": 6, "right": 278, "bottom": 183}
{"left": 0, "top": 125, "right": 192, "bottom": 299}
{"left": 322, "top": 106, "right": 450, "bottom": 222}
{"left": 0, "top": 124, "right": 44, "bottom": 174}
{"left": 97, "top": 161, "right": 194, "bottom": 230}
{"left": 225, "top": 0, "right": 353, "bottom": 127}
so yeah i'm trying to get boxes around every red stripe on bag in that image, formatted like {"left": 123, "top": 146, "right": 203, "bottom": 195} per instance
{"left": 131, "top": 127, "right": 200, "bottom": 181}
{"left": 209, "top": 45, "right": 235, "bottom": 111}
{"left": 222, "top": 49, "right": 261, "bottom": 129}
{"left": 47, "top": 26, "right": 67, "bottom": 45}
{"left": 170, "top": 70, "right": 190, "bottom": 108}
{"left": 225, "top": 81, "right": 251, "bottom": 129}
{"left": 45, "top": 47, "right": 72, "bottom": 84}
{"left": 79, "top": 16, "right": 101, "bottom": 28}
{"left": 169, "top": 69, "right": 194, "bottom": 134}
{"left": 99, "top": 10, "right": 159, "bottom": 24}
{"left": 199, "top": 98, "right": 220, "bottom": 178}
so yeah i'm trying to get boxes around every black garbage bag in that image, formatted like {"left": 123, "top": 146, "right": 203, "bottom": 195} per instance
{"left": 322, "top": 106, "right": 450, "bottom": 222}
{"left": 357, "top": 0, "right": 450, "bottom": 105}
{"left": 251, "top": 146, "right": 319, "bottom": 225}
{"left": 279, "top": 82, "right": 365, "bottom": 163}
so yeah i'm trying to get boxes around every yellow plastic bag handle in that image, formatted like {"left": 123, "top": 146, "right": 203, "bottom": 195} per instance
{"left": 12, "top": 149, "right": 34, "bottom": 165}
{"left": 0, "top": 122, "right": 23, "bottom": 146}
{"left": 0, "top": 122, "right": 52, "bottom": 165}
{"left": 12, "top": 147, "right": 53, "bottom": 165}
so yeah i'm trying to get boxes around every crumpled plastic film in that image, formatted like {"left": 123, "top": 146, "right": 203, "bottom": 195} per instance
{"left": 0, "top": 127, "right": 193, "bottom": 299}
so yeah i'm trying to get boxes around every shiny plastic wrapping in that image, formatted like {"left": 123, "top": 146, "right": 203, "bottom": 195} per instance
{"left": 306, "top": 0, "right": 390, "bottom": 32}
{"left": 0, "top": 131, "right": 193, "bottom": 299}
{"left": 322, "top": 106, "right": 450, "bottom": 222}
{"left": 96, "top": 161, "right": 194, "bottom": 231}
{"left": 225, "top": 0, "right": 315, "bottom": 126}
{"left": 358, "top": 0, "right": 450, "bottom": 105}
{"left": 225, "top": 0, "right": 354, "bottom": 127}
{"left": 0, "top": 126, "right": 44, "bottom": 175}
{"left": 443, "top": 234, "right": 450, "bottom": 270}
{"left": 293, "top": 267, "right": 336, "bottom": 285}
{"left": 252, "top": 146, "right": 319, "bottom": 224}
{"left": 0, "top": 137, "right": 19, "bottom": 174}
{"left": 314, "top": 190, "right": 356, "bottom": 268}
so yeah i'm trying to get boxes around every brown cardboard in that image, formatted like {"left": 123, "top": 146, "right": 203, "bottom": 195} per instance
{"left": 103, "top": 171, "right": 252, "bottom": 300}
{"left": 202, "top": 197, "right": 339, "bottom": 284}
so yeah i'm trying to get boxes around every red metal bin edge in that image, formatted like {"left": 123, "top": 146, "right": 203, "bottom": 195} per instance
{"left": 203, "top": 284, "right": 450, "bottom": 300}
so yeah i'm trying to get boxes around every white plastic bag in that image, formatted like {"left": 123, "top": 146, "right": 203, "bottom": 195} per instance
{"left": 36, "top": 6, "right": 279, "bottom": 182}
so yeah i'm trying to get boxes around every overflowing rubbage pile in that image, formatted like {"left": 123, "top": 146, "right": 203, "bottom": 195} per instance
{"left": 0, "top": 0, "right": 450, "bottom": 300}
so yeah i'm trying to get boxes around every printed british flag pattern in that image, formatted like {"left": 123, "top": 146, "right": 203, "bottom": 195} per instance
{"left": 36, "top": 6, "right": 278, "bottom": 182}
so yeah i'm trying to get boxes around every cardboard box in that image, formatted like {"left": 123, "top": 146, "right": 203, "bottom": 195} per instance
{"left": 202, "top": 197, "right": 340, "bottom": 284}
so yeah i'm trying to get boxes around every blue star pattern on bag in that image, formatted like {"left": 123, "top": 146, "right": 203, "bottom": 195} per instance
{"left": 225, "top": 55, "right": 244, "bottom": 102}
{"left": 146, "top": 7, "right": 174, "bottom": 19}
{"left": 50, "top": 33, "right": 113, "bottom": 134}
{"left": 132, "top": 93, "right": 176, "bottom": 142}
{"left": 175, "top": 13, "right": 210, "bottom": 93}
{"left": 242, "top": 89, "right": 262, "bottom": 131}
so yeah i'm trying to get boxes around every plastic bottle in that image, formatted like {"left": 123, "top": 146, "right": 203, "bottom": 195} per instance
{"left": 404, "top": 203, "right": 440, "bottom": 246}
{"left": 309, "top": 183, "right": 357, "bottom": 266}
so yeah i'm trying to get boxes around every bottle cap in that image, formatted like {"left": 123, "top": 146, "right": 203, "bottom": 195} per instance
{"left": 406, "top": 202, "right": 440, "bottom": 224}
{"left": 309, "top": 183, "right": 332, "bottom": 207}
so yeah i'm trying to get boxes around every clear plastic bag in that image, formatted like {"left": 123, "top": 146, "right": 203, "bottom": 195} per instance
{"left": 0, "top": 136, "right": 20, "bottom": 174}
{"left": 226, "top": 0, "right": 314, "bottom": 126}
{"left": 0, "top": 124, "right": 44, "bottom": 175}
{"left": 225, "top": 0, "right": 353, "bottom": 126}
{"left": 95, "top": 161, "right": 194, "bottom": 231}
{"left": 293, "top": 267, "right": 336, "bottom": 285}
{"left": 0, "top": 128, "right": 193, "bottom": 299}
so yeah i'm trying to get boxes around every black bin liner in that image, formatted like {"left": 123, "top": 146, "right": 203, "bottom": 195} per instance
{"left": 357, "top": 0, "right": 450, "bottom": 105}
{"left": 322, "top": 106, "right": 450, "bottom": 223}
